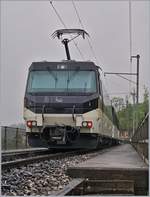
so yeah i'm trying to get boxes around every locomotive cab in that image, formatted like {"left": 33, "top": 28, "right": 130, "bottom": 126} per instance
{"left": 24, "top": 61, "right": 103, "bottom": 148}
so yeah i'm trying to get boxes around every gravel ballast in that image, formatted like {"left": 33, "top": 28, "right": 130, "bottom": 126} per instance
{"left": 2, "top": 152, "right": 99, "bottom": 196}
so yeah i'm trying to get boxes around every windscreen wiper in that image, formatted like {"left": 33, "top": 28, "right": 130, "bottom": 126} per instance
{"left": 42, "top": 105, "right": 45, "bottom": 122}
{"left": 67, "top": 67, "right": 80, "bottom": 91}
{"left": 84, "top": 82, "right": 87, "bottom": 93}
{"left": 46, "top": 67, "right": 58, "bottom": 88}
{"left": 72, "top": 105, "right": 75, "bottom": 121}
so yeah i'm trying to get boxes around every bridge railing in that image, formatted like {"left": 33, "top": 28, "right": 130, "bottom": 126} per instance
{"left": 1, "top": 126, "right": 28, "bottom": 150}
{"left": 131, "top": 113, "right": 149, "bottom": 164}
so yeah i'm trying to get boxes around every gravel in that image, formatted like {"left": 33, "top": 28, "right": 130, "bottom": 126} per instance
{"left": 2, "top": 152, "right": 96, "bottom": 196}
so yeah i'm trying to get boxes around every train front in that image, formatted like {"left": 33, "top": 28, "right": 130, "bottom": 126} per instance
{"left": 24, "top": 61, "right": 101, "bottom": 149}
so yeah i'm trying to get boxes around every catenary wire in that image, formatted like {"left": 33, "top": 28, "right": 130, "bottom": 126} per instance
{"left": 108, "top": 92, "right": 131, "bottom": 95}
{"left": 117, "top": 74, "right": 136, "bottom": 85}
{"left": 72, "top": 0, "right": 103, "bottom": 70}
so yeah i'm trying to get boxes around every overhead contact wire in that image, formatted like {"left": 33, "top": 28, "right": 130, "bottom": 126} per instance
{"left": 72, "top": 0, "right": 103, "bottom": 70}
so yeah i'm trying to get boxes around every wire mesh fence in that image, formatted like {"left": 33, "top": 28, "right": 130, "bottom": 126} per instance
{"left": 1, "top": 126, "right": 28, "bottom": 150}
{"left": 131, "top": 113, "right": 149, "bottom": 164}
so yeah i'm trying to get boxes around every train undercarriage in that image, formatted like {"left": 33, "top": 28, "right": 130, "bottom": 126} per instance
{"left": 27, "top": 125, "right": 119, "bottom": 149}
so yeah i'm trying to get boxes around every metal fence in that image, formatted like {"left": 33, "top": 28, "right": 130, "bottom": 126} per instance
{"left": 1, "top": 126, "right": 28, "bottom": 150}
{"left": 131, "top": 113, "right": 149, "bottom": 164}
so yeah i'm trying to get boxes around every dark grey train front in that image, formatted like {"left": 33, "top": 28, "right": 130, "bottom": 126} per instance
{"left": 24, "top": 61, "right": 120, "bottom": 149}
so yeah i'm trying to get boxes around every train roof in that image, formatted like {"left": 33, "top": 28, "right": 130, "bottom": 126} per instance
{"left": 29, "top": 61, "right": 99, "bottom": 71}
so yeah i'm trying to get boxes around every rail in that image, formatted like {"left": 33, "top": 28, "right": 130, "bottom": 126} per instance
{"left": 2, "top": 148, "right": 49, "bottom": 162}
{"left": 131, "top": 113, "right": 149, "bottom": 164}
{"left": 1, "top": 149, "right": 101, "bottom": 169}
{"left": 1, "top": 126, "right": 28, "bottom": 150}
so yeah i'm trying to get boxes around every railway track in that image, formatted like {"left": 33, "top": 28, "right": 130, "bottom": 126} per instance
{"left": 2, "top": 145, "right": 124, "bottom": 196}
{"left": 2, "top": 146, "right": 114, "bottom": 196}
{"left": 2, "top": 148, "right": 106, "bottom": 170}
{"left": 2, "top": 148, "right": 85, "bottom": 163}
{"left": 2, "top": 148, "right": 50, "bottom": 162}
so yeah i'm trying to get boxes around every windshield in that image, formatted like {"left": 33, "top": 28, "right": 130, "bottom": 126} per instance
{"left": 27, "top": 70, "right": 97, "bottom": 93}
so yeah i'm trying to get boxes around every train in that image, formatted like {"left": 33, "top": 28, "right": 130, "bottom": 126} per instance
{"left": 23, "top": 29, "right": 120, "bottom": 149}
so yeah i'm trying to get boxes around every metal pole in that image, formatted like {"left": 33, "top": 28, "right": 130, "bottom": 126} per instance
{"left": 131, "top": 54, "right": 140, "bottom": 104}
{"left": 4, "top": 126, "right": 7, "bottom": 150}
{"left": 131, "top": 90, "right": 136, "bottom": 136}
{"left": 16, "top": 128, "right": 19, "bottom": 149}
{"left": 136, "top": 54, "right": 140, "bottom": 104}
{"left": 62, "top": 39, "right": 71, "bottom": 60}
{"left": 125, "top": 96, "right": 130, "bottom": 138}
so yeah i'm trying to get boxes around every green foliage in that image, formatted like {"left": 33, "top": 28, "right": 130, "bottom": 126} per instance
{"left": 143, "top": 86, "right": 149, "bottom": 114}
{"left": 115, "top": 87, "right": 149, "bottom": 131}
{"left": 117, "top": 103, "right": 147, "bottom": 130}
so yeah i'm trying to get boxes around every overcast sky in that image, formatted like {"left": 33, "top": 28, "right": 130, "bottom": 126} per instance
{"left": 0, "top": 0, "right": 149, "bottom": 125}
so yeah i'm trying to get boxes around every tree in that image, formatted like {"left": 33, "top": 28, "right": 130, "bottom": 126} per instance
{"left": 143, "top": 86, "right": 149, "bottom": 114}
{"left": 116, "top": 87, "right": 149, "bottom": 133}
